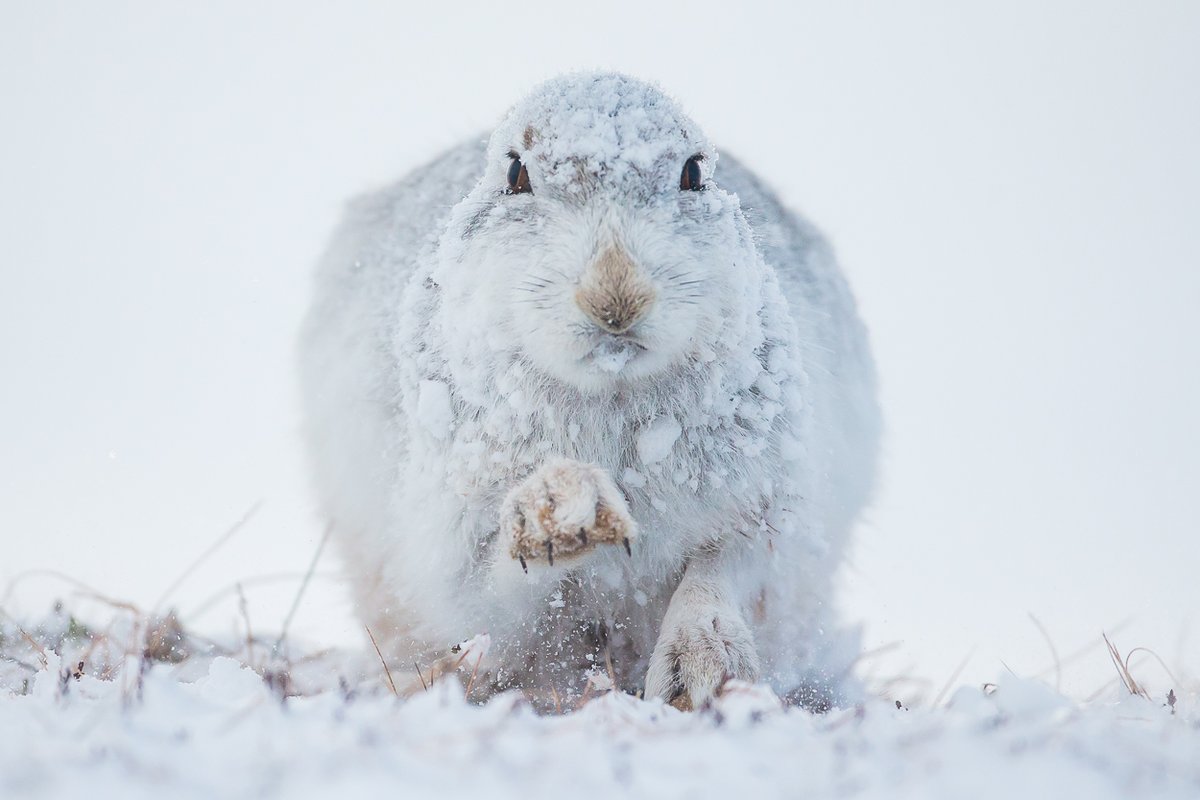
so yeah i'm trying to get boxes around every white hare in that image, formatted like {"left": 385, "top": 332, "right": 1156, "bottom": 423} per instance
{"left": 300, "top": 73, "right": 879, "bottom": 709}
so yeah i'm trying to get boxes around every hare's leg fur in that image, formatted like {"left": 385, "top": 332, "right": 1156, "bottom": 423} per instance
{"left": 644, "top": 551, "right": 761, "bottom": 708}
{"left": 497, "top": 458, "right": 636, "bottom": 572}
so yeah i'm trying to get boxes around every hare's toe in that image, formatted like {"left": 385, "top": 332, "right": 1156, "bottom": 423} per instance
{"left": 645, "top": 606, "right": 760, "bottom": 710}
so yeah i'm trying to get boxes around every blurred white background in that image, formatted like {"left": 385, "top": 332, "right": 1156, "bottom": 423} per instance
{"left": 2, "top": 1, "right": 1197, "bottom": 699}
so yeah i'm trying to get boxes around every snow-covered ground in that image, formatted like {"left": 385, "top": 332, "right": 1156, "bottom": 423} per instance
{"left": 5, "top": 650, "right": 1198, "bottom": 798}
{"left": 3, "top": 610, "right": 1197, "bottom": 799}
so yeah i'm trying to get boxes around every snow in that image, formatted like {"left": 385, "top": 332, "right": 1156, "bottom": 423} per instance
{"left": 455, "top": 632, "right": 492, "bottom": 662}
{"left": 636, "top": 416, "right": 682, "bottom": 465}
{"left": 2, "top": 645, "right": 1197, "bottom": 800}
{"left": 622, "top": 467, "right": 647, "bottom": 488}
{"left": 416, "top": 379, "right": 453, "bottom": 439}
{"left": 589, "top": 338, "right": 638, "bottom": 373}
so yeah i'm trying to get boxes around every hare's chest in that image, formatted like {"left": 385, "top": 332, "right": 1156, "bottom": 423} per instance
{"left": 428, "top": 402, "right": 625, "bottom": 502}
{"left": 433, "top": 388, "right": 785, "bottom": 527}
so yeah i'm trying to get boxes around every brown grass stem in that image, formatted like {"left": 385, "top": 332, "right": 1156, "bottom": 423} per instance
{"left": 365, "top": 626, "right": 398, "bottom": 696}
{"left": 153, "top": 501, "right": 263, "bottom": 612}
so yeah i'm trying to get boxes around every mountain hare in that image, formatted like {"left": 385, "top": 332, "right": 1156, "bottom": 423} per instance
{"left": 301, "top": 73, "right": 879, "bottom": 710}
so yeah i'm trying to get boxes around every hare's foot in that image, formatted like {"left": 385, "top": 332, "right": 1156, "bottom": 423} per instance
{"left": 645, "top": 564, "right": 760, "bottom": 710}
{"left": 500, "top": 458, "right": 635, "bottom": 570}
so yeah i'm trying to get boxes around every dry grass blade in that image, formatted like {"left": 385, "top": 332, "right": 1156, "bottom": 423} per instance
{"left": 1124, "top": 647, "right": 1182, "bottom": 690}
{"left": 0, "top": 608, "right": 49, "bottom": 668}
{"left": 464, "top": 651, "right": 483, "bottom": 697}
{"left": 931, "top": 648, "right": 975, "bottom": 708}
{"left": 1028, "top": 613, "right": 1063, "bottom": 692}
{"left": 414, "top": 662, "right": 428, "bottom": 691}
{"left": 17, "top": 626, "right": 49, "bottom": 669}
{"left": 855, "top": 640, "right": 904, "bottom": 663}
{"left": 273, "top": 523, "right": 332, "bottom": 654}
{"left": 851, "top": 639, "right": 904, "bottom": 691}
{"left": 154, "top": 501, "right": 263, "bottom": 612}
{"left": 875, "top": 667, "right": 932, "bottom": 703}
{"left": 576, "top": 679, "right": 595, "bottom": 711}
{"left": 235, "top": 583, "right": 255, "bottom": 670}
{"left": 365, "top": 626, "right": 398, "bottom": 696}
{"left": 1034, "top": 616, "right": 1134, "bottom": 681}
{"left": 185, "top": 572, "right": 338, "bottom": 621}
{"left": 1103, "top": 633, "right": 1149, "bottom": 699}
{"left": 2, "top": 569, "right": 141, "bottom": 615}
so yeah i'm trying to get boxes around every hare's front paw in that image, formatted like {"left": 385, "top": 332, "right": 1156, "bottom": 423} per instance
{"left": 645, "top": 598, "right": 760, "bottom": 710}
{"left": 500, "top": 458, "right": 636, "bottom": 570}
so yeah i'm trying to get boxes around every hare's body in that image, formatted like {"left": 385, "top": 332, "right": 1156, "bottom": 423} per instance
{"left": 301, "top": 75, "right": 878, "bottom": 707}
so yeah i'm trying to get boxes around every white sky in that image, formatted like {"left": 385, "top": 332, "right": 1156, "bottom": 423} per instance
{"left": 2, "top": 1, "right": 1197, "bottom": 700}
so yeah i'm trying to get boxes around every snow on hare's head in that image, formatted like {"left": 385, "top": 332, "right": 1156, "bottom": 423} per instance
{"left": 435, "top": 73, "right": 761, "bottom": 393}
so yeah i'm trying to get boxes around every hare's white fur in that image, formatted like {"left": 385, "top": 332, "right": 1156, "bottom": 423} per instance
{"left": 300, "top": 73, "right": 879, "bottom": 707}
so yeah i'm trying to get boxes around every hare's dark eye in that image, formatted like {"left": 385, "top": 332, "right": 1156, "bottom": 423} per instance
{"left": 506, "top": 152, "right": 532, "bottom": 195}
{"left": 680, "top": 155, "right": 704, "bottom": 191}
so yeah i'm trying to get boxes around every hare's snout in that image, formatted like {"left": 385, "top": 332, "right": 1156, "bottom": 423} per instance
{"left": 573, "top": 243, "right": 656, "bottom": 335}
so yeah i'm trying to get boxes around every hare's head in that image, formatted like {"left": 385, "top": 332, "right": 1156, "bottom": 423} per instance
{"left": 435, "top": 73, "right": 762, "bottom": 393}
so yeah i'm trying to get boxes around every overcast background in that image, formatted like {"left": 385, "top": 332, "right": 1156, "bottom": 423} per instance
{"left": 2, "top": 1, "right": 1197, "bottom": 700}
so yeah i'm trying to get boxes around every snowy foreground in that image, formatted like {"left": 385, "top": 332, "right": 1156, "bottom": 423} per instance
{"left": 2, "top": 617, "right": 1198, "bottom": 799}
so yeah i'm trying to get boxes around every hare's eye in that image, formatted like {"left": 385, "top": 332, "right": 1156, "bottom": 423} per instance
{"left": 680, "top": 155, "right": 704, "bottom": 191}
{"left": 506, "top": 153, "right": 532, "bottom": 195}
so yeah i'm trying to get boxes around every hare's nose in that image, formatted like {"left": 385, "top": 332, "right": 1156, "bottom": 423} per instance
{"left": 574, "top": 244, "right": 656, "bottom": 334}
